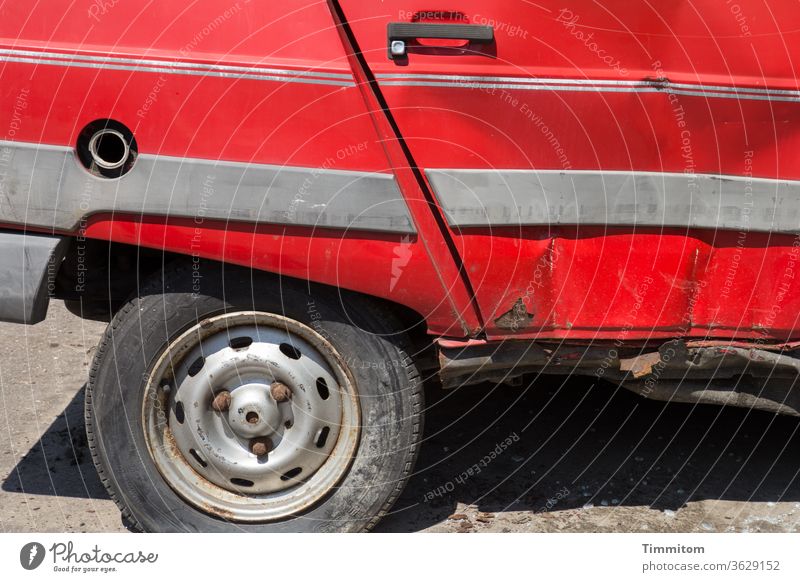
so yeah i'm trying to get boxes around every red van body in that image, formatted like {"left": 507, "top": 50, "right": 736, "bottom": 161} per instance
{"left": 2, "top": 1, "right": 799, "bottom": 532}
{"left": 4, "top": 1, "right": 800, "bottom": 340}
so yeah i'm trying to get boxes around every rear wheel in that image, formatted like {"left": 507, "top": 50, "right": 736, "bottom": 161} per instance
{"left": 85, "top": 264, "right": 422, "bottom": 532}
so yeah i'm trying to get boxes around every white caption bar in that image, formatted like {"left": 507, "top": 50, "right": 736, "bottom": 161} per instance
{"left": 0, "top": 533, "right": 797, "bottom": 581}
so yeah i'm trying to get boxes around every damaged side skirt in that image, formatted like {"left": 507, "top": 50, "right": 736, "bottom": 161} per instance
{"left": 437, "top": 339, "right": 800, "bottom": 416}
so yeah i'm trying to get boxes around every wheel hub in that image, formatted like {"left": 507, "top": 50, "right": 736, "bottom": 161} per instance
{"left": 143, "top": 311, "right": 360, "bottom": 522}
{"left": 227, "top": 383, "right": 283, "bottom": 438}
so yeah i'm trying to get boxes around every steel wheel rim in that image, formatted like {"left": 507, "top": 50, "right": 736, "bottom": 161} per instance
{"left": 142, "top": 311, "right": 360, "bottom": 523}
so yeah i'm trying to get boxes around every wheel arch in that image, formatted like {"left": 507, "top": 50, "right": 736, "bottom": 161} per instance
{"left": 53, "top": 233, "right": 431, "bottom": 340}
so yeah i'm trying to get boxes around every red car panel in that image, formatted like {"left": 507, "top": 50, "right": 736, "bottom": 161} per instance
{"left": 0, "top": 0, "right": 483, "bottom": 336}
{"left": 338, "top": 0, "right": 800, "bottom": 340}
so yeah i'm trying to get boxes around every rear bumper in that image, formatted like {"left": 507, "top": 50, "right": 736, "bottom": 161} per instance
{"left": 0, "top": 230, "right": 67, "bottom": 324}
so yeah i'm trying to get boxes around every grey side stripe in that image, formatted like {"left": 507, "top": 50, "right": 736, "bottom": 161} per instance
{"left": 377, "top": 74, "right": 800, "bottom": 103}
{"left": 427, "top": 169, "right": 800, "bottom": 234}
{"left": 0, "top": 141, "right": 415, "bottom": 234}
{"left": 0, "top": 48, "right": 355, "bottom": 86}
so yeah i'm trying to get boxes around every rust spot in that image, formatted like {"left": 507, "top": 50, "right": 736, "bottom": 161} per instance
{"left": 493, "top": 298, "right": 534, "bottom": 330}
{"left": 211, "top": 390, "right": 231, "bottom": 412}
{"left": 250, "top": 437, "right": 273, "bottom": 456}
{"left": 162, "top": 425, "right": 180, "bottom": 458}
{"left": 643, "top": 76, "right": 669, "bottom": 87}
{"left": 270, "top": 382, "right": 292, "bottom": 403}
{"left": 619, "top": 352, "right": 662, "bottom": 379}
{"left": 448, "top": 512, "right": 468, "bottom": 521}
{"left": 198, "top": 500, "right": 236, "bottom": 521}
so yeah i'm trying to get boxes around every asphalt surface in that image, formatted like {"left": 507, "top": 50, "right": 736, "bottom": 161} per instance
{"left": 1, "top": 302, "right": 799, "bottom": 533}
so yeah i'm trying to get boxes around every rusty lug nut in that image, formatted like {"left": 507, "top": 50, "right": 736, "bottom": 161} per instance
{"left": 211, "top": 390, "right": 231, "bottom": 412}
{"left": 250, "top": 437, "right": 273, "bottom": 456}
{"left": 270, "top": 382, "right": 292, "bottom": 403}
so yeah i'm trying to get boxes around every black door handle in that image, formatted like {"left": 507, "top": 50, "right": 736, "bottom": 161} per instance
{"left": 387, "top": 22, "right": 494, "bottom": 59}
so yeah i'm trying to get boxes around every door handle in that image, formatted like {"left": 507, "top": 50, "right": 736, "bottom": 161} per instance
{"left": 387, "top": 22, "right": 494, "bottom": 59}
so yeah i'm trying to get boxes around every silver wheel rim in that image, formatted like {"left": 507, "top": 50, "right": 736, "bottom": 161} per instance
{"left": 142, "top": 311, "right": 360, "bottom": 523}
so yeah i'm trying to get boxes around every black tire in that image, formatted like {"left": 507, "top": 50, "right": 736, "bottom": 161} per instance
{"left": 85, "top": 262, "right": 423, "bottom": 532}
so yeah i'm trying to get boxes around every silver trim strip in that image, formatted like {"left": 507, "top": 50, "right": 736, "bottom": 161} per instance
{"left": 427, "top": 168, "right": 800, "bottom": 234}
{"left": 381, "top": 82, "right": 800, "bottom": 102}
{"left": 0, "top": 141, "right": 415, "bottom": 234}
{"left": 0, "top": 48, "right": 355, "bottom": 78}
{"left": 0, "top": 48, "right": 355, "bottom": 86}
{"left": 376, "top": 73, "right": 800, "bottom": 102}
{"left": 377, "top": 73, "right": 800, "bottom": 93}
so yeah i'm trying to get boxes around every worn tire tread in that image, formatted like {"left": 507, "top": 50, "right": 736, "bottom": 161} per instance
{"left": 85, "top": 263, "right": 423, "bottom": 532}
{"left": 85, "top": 295, "right": 146, "bottom": 532}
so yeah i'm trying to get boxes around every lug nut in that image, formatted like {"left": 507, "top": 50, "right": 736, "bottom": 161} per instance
{"left": 211, "top": 390, "right": 231, "bottom": 412}
{"left": 250, "top": 437, "right": 273, "bottom": 456}
{"left": 270, "top": 382, "right": 292, "bottom": 403}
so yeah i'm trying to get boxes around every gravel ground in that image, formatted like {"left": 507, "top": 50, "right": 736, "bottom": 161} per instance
{"left": 1, "top": 301, "right": 799, "bottom": 533}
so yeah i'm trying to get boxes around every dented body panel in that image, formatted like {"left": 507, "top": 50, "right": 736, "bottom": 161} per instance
{"left": 458, "top": 228, "right": 800, "bottom": 340}
{"left": 337, "top": 0, "right": 800, "bottom": 342}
